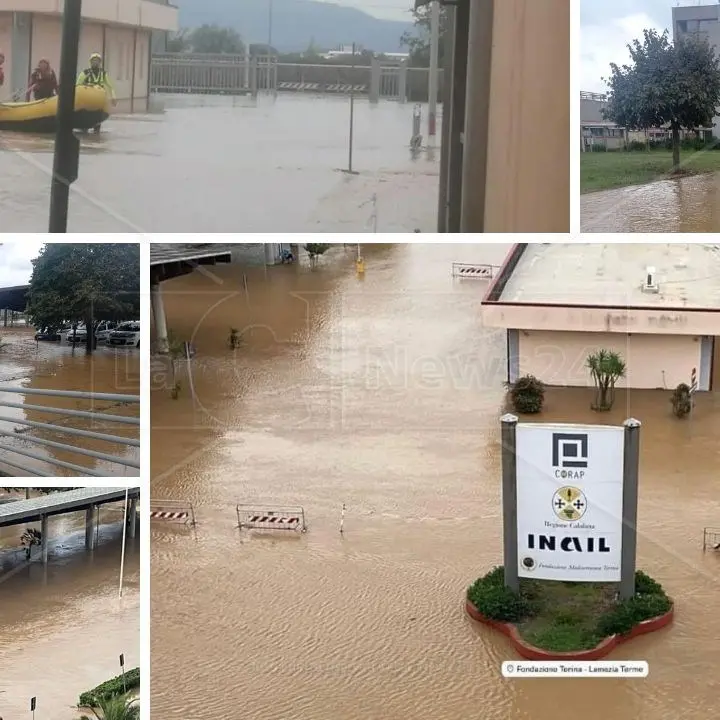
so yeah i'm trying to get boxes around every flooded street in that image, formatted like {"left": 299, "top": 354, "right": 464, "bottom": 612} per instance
{"left": 0, "top": 499, "right": 139, "bottom": 719}
{"left": 581, "top": 173, "right": 720, "bottom": 232}
{"left": 1, "top": 95, "right": 439, "bottom": 233}
{"left": 0, "top": 328, "right": 140, "bottom": 476}
{"left": 151, "top": 244, "right": 719, "bottom": 720}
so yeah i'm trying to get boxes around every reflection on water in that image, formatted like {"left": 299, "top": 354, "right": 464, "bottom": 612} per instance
{"left": 0, "top": 328, "right": 139, "bottom": 476}
{"left": 0, "top": 497, "right": 139, "bottom": 720}
{"left": 151, "top": 244, "right": 719, "bottom": 720}
{"left": 1, "top": 95, "right": 439, "bottom": 232}
{"left": 582, "top": 172, "right": 720, "bottom": 232}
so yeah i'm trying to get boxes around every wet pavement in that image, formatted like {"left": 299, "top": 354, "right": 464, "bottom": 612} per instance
{"left": 581, "top": 173, "right": 720, "bottom": 232}
{"left": 1, "top": 95, "right": 439, "bottom": 233}
{"left": 151, "top": 244, "right": 719, "bottom": 720}
{"left": 0, "top": 328, "right": 140, "bottom": 476}
{"left": 0, "top": 493, "right": 139, "bottom": 720}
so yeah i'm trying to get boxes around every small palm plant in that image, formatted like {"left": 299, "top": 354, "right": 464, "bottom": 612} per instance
{"left": 586, "top": 349, "right": 626, "bottom": 411}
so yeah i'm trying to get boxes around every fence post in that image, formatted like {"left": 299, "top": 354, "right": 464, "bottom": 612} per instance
{"left": 398, "top": 60, "right": 407, "bottom": 104}
{"left": 369, "top": 57, "right": 380, "bottom": 104}
{"left": 250, "top": 57, "right": 258, "bottom": 98}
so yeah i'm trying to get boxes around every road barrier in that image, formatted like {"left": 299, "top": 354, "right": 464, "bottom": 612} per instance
{"left": 451, "top": 262, "right": 497, "bottom": 279}
{"left": 0, "top": 387, "right": 140, "bottom": 477}
{"left": 236, "top": 504, "right": 307, "bottom": 532}
{"left": 703, "top": 526, "right": 720, "bottom": 551}
{"left": 150, "top": 499, "right": 196, "bottom": 525}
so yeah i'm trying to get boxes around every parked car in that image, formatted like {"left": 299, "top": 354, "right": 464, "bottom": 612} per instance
{"left": 95, "top": 321, "right": 118, "bottom": 343}
{"left": 34, "top": 327, "right": 62, "bottom": 341}
{"left": 106, "top": 321, "right": 140, "bottom": 348}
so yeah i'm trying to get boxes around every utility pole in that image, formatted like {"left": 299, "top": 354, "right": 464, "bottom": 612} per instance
{"left": 268, "top": 0, "right": 273, "bottom": 49}
{"left": 427, "top": 0, "right": 440, "bottom": 138}
{"left": 48, "top": 0, "right": 82, "bottom": 232}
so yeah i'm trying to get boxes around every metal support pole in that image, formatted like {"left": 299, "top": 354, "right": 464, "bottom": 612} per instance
{"left": 150, "top": 281, "right": 169, "bottom": 353}
{"left": 428, "top": 0, "right": 440, "bottom": 137}
{"left": 369, "top": 57, "right": 380, "bottom": 104}
{"left": 128, "top": 497, "right": 137, "bottom": 539}
{"left": 41, "top": 514, "right": 48, "bottom": 565}
{"left": 437, "top": 3, "right": 455, "bottom": 232}
{"left": 447, "top": 0, "right": 469, "bottom": 233}
{"left": 119, "top": 489, "right": 128, "bottom": 598}
{"left": 501, "top": 413, "right": 519, "bottom": 592}
{"left": 398, "top": 60, "right": 407, "bottom": 104}
{"left": 348, "top": 42, "right": 356, "bottom": 174}
{"left": 250, "top": 58, "right": 258, "bottom": 98}
{"left": 85, "top": 505, "right": 95, "bottom": 550}
{"left": 619, "top": 419, "right": 641, "bottom": 600}
{"left": 48, "top": 0, "right": 82, "bottom": 233}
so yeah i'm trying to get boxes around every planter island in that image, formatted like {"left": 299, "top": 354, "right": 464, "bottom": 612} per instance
{"left": 465, "top": 567, "right": 673, "bottom": 660}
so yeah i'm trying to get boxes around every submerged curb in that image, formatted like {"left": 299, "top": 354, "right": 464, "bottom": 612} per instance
{"left": 465, "top": 599, "right": 674, "bottom": 660}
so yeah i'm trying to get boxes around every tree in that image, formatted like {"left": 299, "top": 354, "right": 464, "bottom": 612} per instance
{"left": 26, "top": 244, "right": 140, "bottom": 356}
{"left": 166, "top": 29, "right": 191, "bottom": 53}
{"left": 303, "top": 244, "right": 331, "bottom": 266}
{"left": 602, "top": 29, "right": 720, "bottom": 170}
{"left": 190, "top": 25, "right": 245, "bottom": 54}
{"left": 670, "top": 383, "right": 693, "bottom": 418}
{"left": 586, "top": 350, "right": 626, "bottom": 411}
{"left": 400, "top": 4, "right": 448, "bottom": 67}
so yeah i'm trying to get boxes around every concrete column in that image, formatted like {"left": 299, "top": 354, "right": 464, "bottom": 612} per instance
{"left": 250, "top": 58, "right": 258, "bottom": 97}
{"left": 264, "top": 243, "right": 279, "bottom": 265}
{"left": 480, "top": 0, "right": 570, "bottom": 232}
{"left": 25, "top": 487, "right": 30, "bottom": 499}
{"left": 398, "top": 60, "right": 407, "bottom": 104}
{"left": 244, "top": 46, "right": 250, "bottom": 90}
{"left": 369, "top": 58, "right": 380, "bottom": 104}
{"left": 85, "top": 505, "right": 95, "bottom": 550}
{"left": 128, "top": 497, "right": 137, "bottom": 539}
{"left": 151, "top": 281, "right": 168, "bottom": 353}
{"left": 41, "top": 514, "right": 48, "bottom": 565}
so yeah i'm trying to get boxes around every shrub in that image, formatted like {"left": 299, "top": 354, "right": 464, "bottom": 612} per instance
{"left": 79, "top": 667, "right": 140, "bottom": 707}
{"left": 627, "top": 140, "right": 647, "bottom": 152}
{"left": 507, "top": 374, "right": 545, "bottom": 414}
{"left": 596, "top": 594, "right": 672, "bottom": 638}
{"left": 467, "top": 568, "right": 532, "bottom": 622}
{"left": 590, "top": 143, "right": 607, "bottom": 152}
{"left": 635, "top": 570, "right": 664, "bottom": 596}
{"left": 670, "top": 383, "right": 692, "bottom": 418}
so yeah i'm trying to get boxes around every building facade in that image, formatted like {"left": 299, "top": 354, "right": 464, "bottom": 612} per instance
{"left": 482, "top": 244, "right": 719, "bottom": 391}
{"left": 0, "top": 0, "right": 177, "bottom": 111}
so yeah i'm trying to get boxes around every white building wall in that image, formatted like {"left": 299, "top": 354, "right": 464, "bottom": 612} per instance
{"left": 516, "top": 330, "right": 702, "bottom": 390}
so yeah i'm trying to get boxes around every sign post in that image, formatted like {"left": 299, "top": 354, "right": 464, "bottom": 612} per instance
{"left": 619, "top": 419, "right": 641, "bottom": 599}
{"left": 30, "top": 696, "right": 36, "bottom": 720}
{"left": 120, "top": 653, "right": 126, "bottom": 695}
{"left": 500, "top": 414, "right": 519, "bottom": 592}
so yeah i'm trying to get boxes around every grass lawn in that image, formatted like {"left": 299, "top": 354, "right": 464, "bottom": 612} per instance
{"left": 580, "top": 149, "right": 720, "bottom": 193}
{"left": 517, "top": 580, "right": 616, "bottom": 651}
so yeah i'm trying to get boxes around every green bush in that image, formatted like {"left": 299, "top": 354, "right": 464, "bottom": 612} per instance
{"left": 79, "top": 667, "right": 140, "bottom": 707}
{"left": 589, "top": 143, "right": 607, "bottom": 152}
{"left": 627, "top": 140, "right": 647, "bottom": 151}
{"left": 507, "top": 374, "right": 545, "bottom": 414}
{"left": 596, "top": 594, "right": 672, "bottom": 638}
{"left": 467, "top": 568, "right": 532, "bottom": 623}
{"left": 634, "top": 570, "right": 664, "bottom": 596}
{"left": 670, "top": 383, "right": 693, "bottom": 419}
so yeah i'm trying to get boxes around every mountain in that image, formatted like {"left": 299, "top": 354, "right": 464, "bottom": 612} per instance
{"left": 176, "top": 0, "right": 414, "bottom": 54}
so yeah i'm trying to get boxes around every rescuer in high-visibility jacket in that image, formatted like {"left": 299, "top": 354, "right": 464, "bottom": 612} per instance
{"left": 76, "top": 52, "right": 117, "bottom": 132}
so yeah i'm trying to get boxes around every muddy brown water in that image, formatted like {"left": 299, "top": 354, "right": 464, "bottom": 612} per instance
{"left": 0, "top": 494, "right": 139, "bottom": 719}
{"left": 0, "top": 328, "right": 140, "bottom": 476}
{"left": 151, "top": 244, "right": 720, "bottom": 720}
{"left": 581, "top": 173, "right": 720, "bottom": 232}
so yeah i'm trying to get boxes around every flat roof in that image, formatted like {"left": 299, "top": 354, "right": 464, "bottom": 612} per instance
{"left": 0, "top": 487, "right": 139, "bottom": 527}
{"left": 493, "top": 244, "right": 720, "bottom": 309}
{"left": 150, "top": 244, "right": 236, "bottom": 266}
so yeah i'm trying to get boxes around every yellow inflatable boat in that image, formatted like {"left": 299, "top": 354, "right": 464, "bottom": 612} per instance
{"left": 0, "top": 85, "right": 109, "bottom": 133}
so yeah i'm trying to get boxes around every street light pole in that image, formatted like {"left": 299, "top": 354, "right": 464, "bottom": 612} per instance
{"left": 427, "top": 0, "right": 440, "bottom": 137}
{"left": 268, "top": 0, "right": 273, "bottom": 48}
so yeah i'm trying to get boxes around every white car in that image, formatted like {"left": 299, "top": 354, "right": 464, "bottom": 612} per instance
{"left": 107, "top": 321, "right": 140, "bottom": 348}
{"left": 95, "top": 321, "right": 118, "bottom": 343}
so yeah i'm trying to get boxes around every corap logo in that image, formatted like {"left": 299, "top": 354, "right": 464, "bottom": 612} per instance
{"left": 552, "top": 486, "right": 587, "bottom": 522}
{"left": 552, "top": 432, "right": 588, "bottom": 480}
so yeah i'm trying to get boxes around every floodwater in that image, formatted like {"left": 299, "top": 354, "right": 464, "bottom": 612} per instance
{"left": 581, "top": 173, "right": 720, "bottom": 232}
{"left": 151, "top": 244, "right": 720, "bottom": 720}
{"left": 1, "top": 95, "right": 440, "bottom": 233}
{"left": 0, "top": 327, "right": 140, "bottom": 476}
{"left": 0, "top": 494, "right": 139, "bottom": 720}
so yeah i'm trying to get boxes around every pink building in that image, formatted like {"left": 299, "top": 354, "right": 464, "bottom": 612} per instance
{"left": 481, "top": 244, "right": 719, "bottom": 390}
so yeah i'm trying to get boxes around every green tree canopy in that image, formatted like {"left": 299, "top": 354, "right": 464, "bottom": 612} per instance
{"left": 602, "top": 29, "right": 720, "bottom": 169}
{"left": 26, "top": 244, "right": 140, "bottom": 354}
{"left": 167, "top": 25, "right": 245, "bottom": 54}
{"left": 400, "top": 5, "right": 448, "bottom": 67}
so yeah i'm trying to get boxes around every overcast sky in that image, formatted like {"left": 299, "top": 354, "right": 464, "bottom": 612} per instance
{"left": 581, "top": 0, "right": 682, "bottom": 93}
{"left": 321, "top": 0, "right": 414, "bottom": 21}
{"left": 0, "top": 242, "right": 44, "bottom": 287}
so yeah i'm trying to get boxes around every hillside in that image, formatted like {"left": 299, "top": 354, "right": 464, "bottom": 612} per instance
{"left": 176, "top": 0, "right": 414, "bottom": 53}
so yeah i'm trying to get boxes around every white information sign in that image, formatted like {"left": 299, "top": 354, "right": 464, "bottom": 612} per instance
{"left": 515, "top": 423, "right": 625, "bottom": 582}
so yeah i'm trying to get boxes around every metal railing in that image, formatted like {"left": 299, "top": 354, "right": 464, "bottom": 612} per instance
{"left": 703, "top": 527, "right": 720, "bottom": 551}
{"left": 149, "top": 498, "right": 196, "bottom": 525}
{"left": 0, "top": 387, "right": 140, "bottom": 477}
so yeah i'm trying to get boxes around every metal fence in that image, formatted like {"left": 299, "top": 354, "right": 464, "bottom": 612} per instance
{"left": 150, "top": 54, "right": 443, "bottom": 103}
{"left": 0, "top": 387, "right": 140, "bottom": 477}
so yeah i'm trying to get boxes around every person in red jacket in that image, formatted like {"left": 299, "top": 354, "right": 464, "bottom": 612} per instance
{"left": 27, "top": 58, "right": 58, "bottom": 100}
